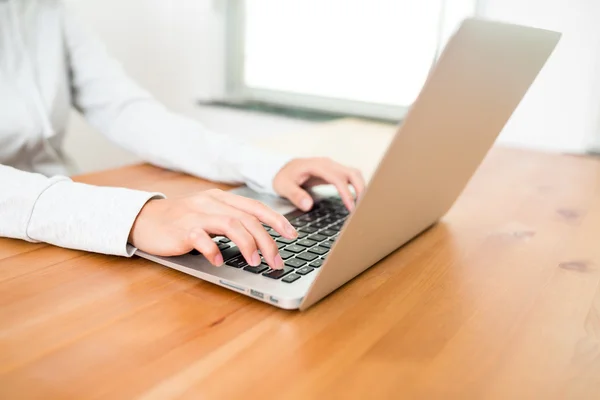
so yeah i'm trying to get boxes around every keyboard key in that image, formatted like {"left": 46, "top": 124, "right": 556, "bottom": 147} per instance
{"left": 218, "top": 243, "right": 231, "bottom": 251}
{"left": 320, "top": 241, "right": 332, "bottom": 249}
{"left": 221, "top": 246, "right": 242, "bottom": 261}
{"left": 278, "top": 250, "right": 295, "bottom": 260}
{"left": 308, "top": 246, "right": 329, "bottom": 256}
{"left": 262, "top": 223, "right": 271, "bottom": 230}
{"left": 300, "top": 226, "right": 318, "bottom": 234}
{"left": 299, "top": 214, "right": 317, "bottom": 222}
{"left": 309, "top": 234, "right": 327, "bottom": 242}
{"left": 297, "top": 252, "right": 318, "bottom": 262}
{"left": 277, "top": 242, "right": 287, "bottom": 249}
{"left": 263, "top": 267, "right": 294, "bottom": 279}
{"left": 297, "top": 232, "right": 308, "bottom": 239}
{"left": 219, "top": 237, "right": 231, "bottom": 244}
{"left": 310, "top": 259, "right": 323, "bottom": 268}
{"left": 285, "top": 258, "right": 306, "bottom": 268}
{"left": 276, "top": 237, "right": 296, "bottom": 245}
{"left": 284, "top": 208, "right": 306, "bottom": 222}
{"left": 297, "top": 239, "right": 317, "bottom": 247}
{"left": 320, "top": 229, "right": 337, "bottom": 237}
{"left": 282, "top": 273, "right": 301, "bottom": 283}
{"left": 296, "top": 266, "right": 314, "bottom": 275}
{"left": 243, "top": 264, "right": 269, "bottom": 274}
{"left": 321, "top": 217, "right": 336, "bottom": 225}
{"left": 291, "top": 219, "right": 308, "bottom": 227}
{"left": 226, "top": 255, "right": 247, "bottom": 268}
{"left": 330, "top": 224, "right": 343, "bottom": 231}
{"left": 268, "top": 230, "right": 281, "bottom": 238}
{"left": 285, "top": 245, "right": 305, "bottom": 253}
{"left": 311, "top": 221, "right": 328, "bottom": 229}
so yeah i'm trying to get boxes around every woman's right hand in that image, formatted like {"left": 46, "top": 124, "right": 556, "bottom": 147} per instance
{"left": 128, "top": 189, "right": 297, "bottom": 269}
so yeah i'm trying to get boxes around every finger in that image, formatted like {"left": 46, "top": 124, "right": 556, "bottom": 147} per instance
{"left": 306, "top": 166, "right": 355, "bottom": 211}
{"left": 202, "top": 215, "right": 261, "bottom": 267}
{"left": 209, "top": 189, "right": 297, "bottom": 238}
{"left": 238, "top": 214, "right": 283, "bottom": 270}
{"left": 209, "top": 203, "right": 284, "bottom": 270}
{"left": 347, "top": 168, "right": 366, "bottom": 200}
{"left": 276, "top": 178, "right": 314, "bottom": 212}
{"left": 189, "top": 229, "right": 223, "bottom": 266}
{"left": 329, "top": 176, "right": 355, "bottom": 212}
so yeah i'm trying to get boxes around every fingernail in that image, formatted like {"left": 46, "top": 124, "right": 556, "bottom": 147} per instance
{"left": 301, "top": 198, "right": 312, "bottom": 211}
{"left": 251, "top": 251, "right": 261, "bottom": 266}
{"left": 286, "top": 224, "right": 297, "bottom": 238}
{"left": 274, "top": 254, "right": 284, "bottom": 269}
{"left": 214, "top": 254, "right": 224, "bottom": 266}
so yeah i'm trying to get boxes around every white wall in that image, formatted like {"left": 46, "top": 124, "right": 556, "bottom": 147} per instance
{"left": 479, "top": 0, "right": 600, "bottom": 153}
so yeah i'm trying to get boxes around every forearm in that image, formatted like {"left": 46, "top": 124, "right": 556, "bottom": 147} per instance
{"left": 0, "top": 164, "right": 162, "bottom": 256}
{"left": 93, "top": 100, "right": 292, "bottom": 193}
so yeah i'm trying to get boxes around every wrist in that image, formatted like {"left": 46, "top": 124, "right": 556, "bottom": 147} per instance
{"left": 128, "top": 197, "right": 162, "bottom": 246}
{"left": 272, "top": 159, "right": 298, "bottom": 195}
{"left": 242, "top": 152, "right": 294, "bottom": 195}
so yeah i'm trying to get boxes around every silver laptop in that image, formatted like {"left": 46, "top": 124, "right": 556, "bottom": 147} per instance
{"left": 138, "top": 18, "right": 560, "bottom": 310}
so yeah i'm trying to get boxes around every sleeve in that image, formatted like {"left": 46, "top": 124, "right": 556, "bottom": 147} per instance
{"left": 0, "top": 164, "right": 163, "bottom": 256}
{"left": 60, "top": 3, "right": 292, "bottom": 194}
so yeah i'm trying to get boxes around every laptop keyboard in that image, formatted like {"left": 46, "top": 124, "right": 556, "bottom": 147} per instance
{"left": 189, "top": 198, "right": 348, "bottom": 284}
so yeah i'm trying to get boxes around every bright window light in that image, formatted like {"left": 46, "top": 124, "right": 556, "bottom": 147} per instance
{"left": 244, "top": 0, "right": 443, "bottom": 106}
{"left": 228, "top": 0, "right": 476, "bottom": 118}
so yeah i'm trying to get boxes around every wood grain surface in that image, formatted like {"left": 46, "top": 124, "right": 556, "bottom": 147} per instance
{"left": 1, "top": 120, "right": 599, "bottom": 399}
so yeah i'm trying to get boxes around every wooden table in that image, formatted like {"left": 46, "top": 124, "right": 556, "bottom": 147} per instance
{"left": 1, "top": 120, "right": 599, "bottom": 399}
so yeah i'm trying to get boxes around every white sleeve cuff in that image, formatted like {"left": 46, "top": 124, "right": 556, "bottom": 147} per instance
{"left": 27, "top": 180, "right": 164, "bottom": 257}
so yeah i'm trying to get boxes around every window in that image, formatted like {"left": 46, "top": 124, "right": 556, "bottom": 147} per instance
{"left": 226, "top": 0, "right": 477, "bottom": 120}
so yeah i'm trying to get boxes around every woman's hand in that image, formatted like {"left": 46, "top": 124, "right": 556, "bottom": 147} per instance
{"left": 129, "top": 189, "right": 297, "bottom": 269}
{"left": 129, "top": 157, "right": 363, "bottom": 270}
{"left": 273, "top": 157, "right": 366, "bottom": 212}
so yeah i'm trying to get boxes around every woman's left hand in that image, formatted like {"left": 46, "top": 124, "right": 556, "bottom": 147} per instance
{"left": 273, "top": 157, "right": 366, "bottom": 212}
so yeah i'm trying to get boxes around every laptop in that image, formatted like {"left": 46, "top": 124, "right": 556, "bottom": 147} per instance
{"left": 137, "top": 18, "right": 561, "bottom": 310}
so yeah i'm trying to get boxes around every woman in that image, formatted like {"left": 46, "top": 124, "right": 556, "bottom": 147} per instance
{"left": 0, "top": 0, "right": 364, "bottom": 271}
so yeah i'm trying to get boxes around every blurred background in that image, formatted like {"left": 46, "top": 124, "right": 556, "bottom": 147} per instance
{"left": 63, "top": 0, "right": 600, "bottom": 174}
